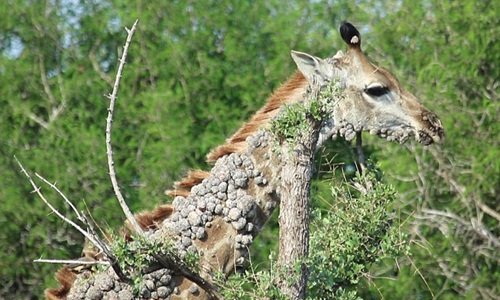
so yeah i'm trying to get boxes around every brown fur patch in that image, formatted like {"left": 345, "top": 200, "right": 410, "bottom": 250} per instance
{"left": 164, "top": 72, "right": 307, "bottom": 198}
{"left": 166, "top": 189, "right": 190, "bottom": 198}
{"left": 166, "top": 170, "right": 210, "bottom": 197}
{"left": 130, "top": 204, "right": 174, "bottom": 231}
{"left": 45, "top": 267, "right": 77, "bottom": 300}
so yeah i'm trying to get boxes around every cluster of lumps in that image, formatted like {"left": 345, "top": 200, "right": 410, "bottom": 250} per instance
{"left": 68, "top": 266, "right": 178, "bottom": 300}
{"left": 369, "top": 126, "right": 414, "bottom": 143}
{"left": 155, "top": 130, "right": 271, "bottom": 256}
{"left": 67, "top": 268, "right": 134, "bottom": 300}
{"left": 324, "top": 118, "right": 415, "bottom": 144}
{"left": 138, "top": 268, "right": 176, "bottom": 299}
{"left": 330, "top": 121, "right": 359, "bottom": 141}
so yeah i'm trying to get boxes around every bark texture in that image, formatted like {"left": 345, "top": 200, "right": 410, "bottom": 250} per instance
{"left": 277, "top": 86, "right": 322, "bottom": 299}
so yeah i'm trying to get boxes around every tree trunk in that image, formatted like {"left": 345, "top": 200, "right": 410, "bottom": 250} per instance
{"left": 277, "top": 111, "right": 321, "bottom": 299}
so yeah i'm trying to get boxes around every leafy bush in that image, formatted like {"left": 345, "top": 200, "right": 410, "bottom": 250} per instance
{"left": 216, "top": 166, "right": 408, "bottom": 299}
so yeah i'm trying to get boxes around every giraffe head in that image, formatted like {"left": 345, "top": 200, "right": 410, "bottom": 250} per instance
{"left": 292, "top": 22, "right": 444, "bottom": 145}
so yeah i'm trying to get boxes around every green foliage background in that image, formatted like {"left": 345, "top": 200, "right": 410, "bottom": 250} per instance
{"left": 0, "top": 0, "right": 497, "bottom": 299}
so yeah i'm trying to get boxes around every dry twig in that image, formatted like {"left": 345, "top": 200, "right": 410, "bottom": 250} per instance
{"left": 15, "top": 156, "right": 128, "bottom": 280}
{"left": 14, "top": 156, "right": 104, "bottom": 254}
{"left": 35, "top": 173, "right": 85, "bottom": 223}
{"left": 33, "top": 258, "right": 109, "bottom": 266}
{"left": 104, "top": 19, "right": 144, "bottom": 236}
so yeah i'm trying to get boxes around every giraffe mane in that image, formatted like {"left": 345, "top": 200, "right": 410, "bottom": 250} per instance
{"left": 45, "top": 267, "right": 77, "bottom": 300}
{"left": 127, "top": 204, "right": 174, "bottom": 231}
{"left": 166, "top": 71, "right": 307, "bottom": 197}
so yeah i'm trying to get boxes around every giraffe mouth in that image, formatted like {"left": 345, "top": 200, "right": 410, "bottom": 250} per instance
{"left": 367, "top": 127, "right": 445, "bottom": 145}
{"left": 369, "top": 123, "right": 445, "bottom": 146}
{"left": 325, "top": 121, "right": 440, "bottom": 145}
{"left": 417, "top": 127, "right": 444, "bottom": 145}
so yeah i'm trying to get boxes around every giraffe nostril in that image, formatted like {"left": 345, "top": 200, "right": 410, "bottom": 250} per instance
{"left": 428, "top": 114, "right": 443, "bottom": 128}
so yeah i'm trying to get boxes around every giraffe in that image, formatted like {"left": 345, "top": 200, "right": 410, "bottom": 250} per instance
{"left": 46, "top": 22, "right": 444, "bottom": 300}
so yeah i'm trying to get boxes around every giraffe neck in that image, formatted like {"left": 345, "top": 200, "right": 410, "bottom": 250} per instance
{"left": 153, "top": 129, "right": 282, "bottom": 281}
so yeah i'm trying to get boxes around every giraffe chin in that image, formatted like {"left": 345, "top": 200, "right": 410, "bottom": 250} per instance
{"left": 368, "top": 128, "right": 440, "bottom": 146}
{"left": 366, "top": 126, "right": 415, "bottom": 144}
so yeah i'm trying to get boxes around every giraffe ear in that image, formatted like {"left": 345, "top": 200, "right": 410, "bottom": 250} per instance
{"left": 291, "top": 50, "right": 333, "bottom": 83}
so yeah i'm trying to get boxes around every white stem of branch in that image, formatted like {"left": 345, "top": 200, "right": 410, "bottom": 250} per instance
{"left": 105, "top": 19, "right": 144, "bottom": 236}
{"left": 35, "top": 173, "right": 85, "bottom": 223}
{"left": 27, "top": 112, "right": 50, "bottom": 129}
{"left": 476, "top": 201, "right": 500, "bottom": 222}
{"left": 33, "top": 258, "right": 110, "bottom": 266}
{"left": 14, "top": 156, "right": 105, "bottom": 254}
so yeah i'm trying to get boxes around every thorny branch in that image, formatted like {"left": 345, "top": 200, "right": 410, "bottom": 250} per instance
{"left": 105, "top": 19, "right": 145, "bottom": 236}
{"left": 103, "top": 20, "right": 220, "bottom": 293}
{"left": 14, "top": 156, "right": 104, "bottom": 254}
{"left": 15, "top": 156, "right": 129, "bottom": 280}
{"left": 35, "top": 173, "right": 84, "bottom": 223}
{"left": 34, "top": 172, "right": 121, "bottom": 264}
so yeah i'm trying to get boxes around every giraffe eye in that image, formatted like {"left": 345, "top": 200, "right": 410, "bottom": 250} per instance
{"left": 364, "top": 85, "right": 390, "bottom": 97}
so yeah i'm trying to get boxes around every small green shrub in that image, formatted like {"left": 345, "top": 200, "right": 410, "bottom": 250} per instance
{"left": 307, "top": 167, "right": 410, "bottom": 299}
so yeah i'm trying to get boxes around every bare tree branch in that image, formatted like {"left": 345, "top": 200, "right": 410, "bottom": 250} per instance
{"left": 38, "top": 52, "right": 58, "bottom": 106}
{"left": 476, "top": 200, "right": 500, "bottom": 223}
{"left": 27, "top": 112, "right": 50, "bottom": 129}
{"left": 419, "top": 208, "right": 500, "bottom": 247}
{"left": 16, "top": 157, "right": 129, "bottom": 281}
{"left": 14, "top": 156, "right": 104, "bottom": 254}
{"left": 105, "top": 19, "right": 144, "bottom": 236}
{"left": 49, "top": 101, "right": 67, "bottom": 124}
{"left": 35, "top": 173, "right": 85, "bottom": 223}
{"left": 34, "top": 258, "right": 109, "bottom": 266}
{"left": 29, "top": 50, "right": 67, "bottom": 129}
